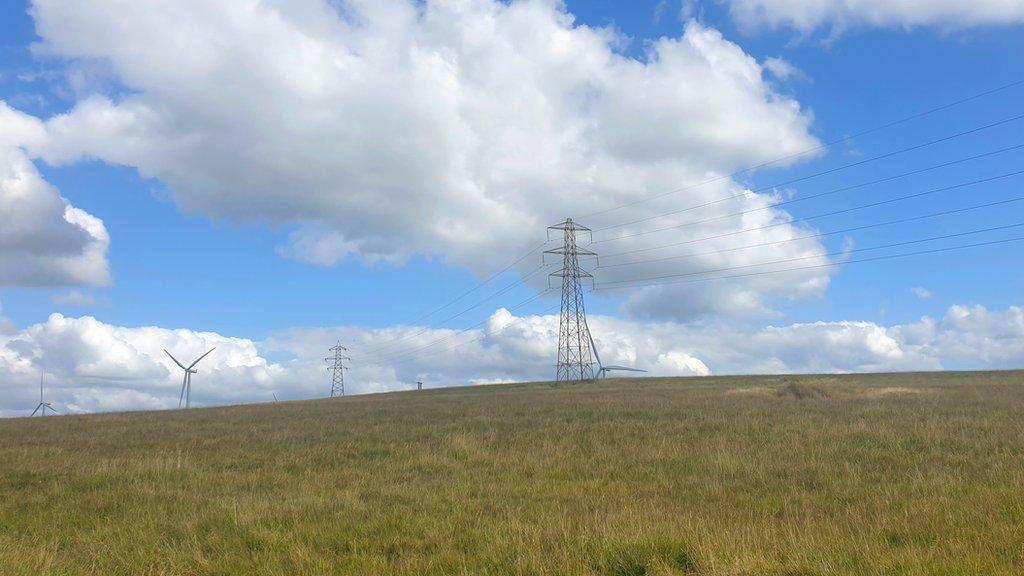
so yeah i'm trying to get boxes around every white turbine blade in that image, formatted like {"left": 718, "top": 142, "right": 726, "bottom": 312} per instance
{"left": 31, "top": 404, "right": 42, "bottom": 417}
{"left": 587, "top": 331, "right": 602, "bottom": 369}
{"left": 602, "top": 366, "right": 648, "bottom": 373}
{"left": 178, "top": 372, "right": 188, "bottom": 408}
{"left": 187, "top": 347, "right": 216, "bottom": 370}
{"left": 164, "top": 349, "right": 187, "bottom": 370}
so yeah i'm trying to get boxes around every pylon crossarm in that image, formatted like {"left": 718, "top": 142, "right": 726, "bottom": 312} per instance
{"left": 547, "top": 220, "right": 592, "bottom": 233}
{"left": 544, "top": 247, "right": 597, "bottom": 256}
{"left": 550, "top": 269, "right": 592, "bottom": 278}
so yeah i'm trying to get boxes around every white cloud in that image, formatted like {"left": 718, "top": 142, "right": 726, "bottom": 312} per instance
{"left": 0, "top": 102, "right": 110, "bottom": 287}
{"left": 763, "top": 56, "right": 805, "bottom": 81}
{"left": 3, "top": 304, "right": 1024, "bottom": 417}
{"left": 721, "top": 0, "right": 1024, "bottom": 33}
{"left": 0, "top": 313, "right": 301, "bottom": 417}
{"left": 19, "top": 0, "right": 829, "bottom": 319}
{"left": 52, "top": 289, "right": 109, "bottom": 307}
{"left": 912, "top": 286, "right": 933, "bottom": 300}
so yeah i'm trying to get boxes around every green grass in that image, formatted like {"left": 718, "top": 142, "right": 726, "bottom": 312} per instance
{"left": 1, "top": 371, "right": 1023, "bottom": 575}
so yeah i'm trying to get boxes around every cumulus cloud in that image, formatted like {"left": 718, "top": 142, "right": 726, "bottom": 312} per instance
{"left": 721, "top": 0, "right": 1024, "bottom": 33}
{"left": 0, "top": 314, "right": 302, "bottom": 417}
{"left": 0, "top": 102, "right": 110, "bottom": 287}
{"left": 17, "top": 0, "right": 830, "bottom": 319}
{"left": 3, "top": 304, "right": 1024, "bottom": 417}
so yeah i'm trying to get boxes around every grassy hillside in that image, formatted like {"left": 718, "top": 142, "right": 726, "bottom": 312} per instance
{"left": 1, "top": 371, "right": 1023, "bottom": 575}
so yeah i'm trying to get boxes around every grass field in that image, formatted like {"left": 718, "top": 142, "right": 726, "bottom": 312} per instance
{"left": 1, "top": 371, "right": 1023, "bottom": 575}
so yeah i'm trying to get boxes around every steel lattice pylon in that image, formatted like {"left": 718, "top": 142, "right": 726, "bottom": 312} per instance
{"left": 545, "top": 218, "right": 597, "bottom": 382}
{"left": 326, "top": 342, "right": 350, "bottom": 397}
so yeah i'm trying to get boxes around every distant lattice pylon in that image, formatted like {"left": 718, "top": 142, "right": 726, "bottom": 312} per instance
{"left": 545, "top": 218, "right": 598, "bottom": 382}
{"left": 326, "top": 343, "right": 350, "bottom": 397}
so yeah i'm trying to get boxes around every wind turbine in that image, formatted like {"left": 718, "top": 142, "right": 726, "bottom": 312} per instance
{"left": 588, "top": 332, "right": 647, "bottom": 380}
{"left": 31, "top": 371, "right": 58, "bottom": 416}
{"left": 164, "top": 347, "right": 216, "bottom": 408}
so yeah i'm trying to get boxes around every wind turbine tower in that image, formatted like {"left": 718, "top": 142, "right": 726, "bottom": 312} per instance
{"left": 164, "top": 347, "right": 216, "bottom": 408}
{"left": 31, "top": 371, "right": 58, "bottom": 417}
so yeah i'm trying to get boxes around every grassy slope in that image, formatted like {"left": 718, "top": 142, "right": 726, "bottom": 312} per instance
{"left": 1, "top": 371, "right": 1023, "bottom": 575}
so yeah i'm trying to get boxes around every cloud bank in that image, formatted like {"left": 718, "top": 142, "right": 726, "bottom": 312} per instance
{"left": 2, "top": 304, "right": 1023, "bottom": 417}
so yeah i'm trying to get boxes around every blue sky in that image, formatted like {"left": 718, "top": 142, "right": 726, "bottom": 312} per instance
{"left": 1, "top": 0, "right": 1023, "bottom": 414}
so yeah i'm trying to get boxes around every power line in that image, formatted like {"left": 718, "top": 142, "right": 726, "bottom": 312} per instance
{"left": 582, "top": 78, "right": 1024, "bottom": 221}
{"left": 357, "top": 261, "right": 553, "bottom": 359}
{"left": 594, "top": 168, "right": 1024, "bottom": 252}
{"left": 380, "top": 230, "right": 1024, "bottom": 362}
{"left": 406, "top": 240, "right": 549, "bottom": 322}
{"left": 372, "top": 289, "right": 553, "bottom": 364}
{"left": 597, "top": 194, "right": 1024, "bottom": 270}
{"left": 356, "top": 240, "right": 551, "bottom": 356}
{"left": 596, "top": 222, "right": 1024, "bottom": 288}
{"left": 379, "top": 300, "right": 564, "bottom": 369}
{"left": 596, "top": 133, "right": 1024, "bottom": 234}
{"left": 593, "top": 235, "right": 1024, "bottom": 292}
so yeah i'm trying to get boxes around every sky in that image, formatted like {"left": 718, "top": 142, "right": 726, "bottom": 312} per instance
{"left": 1, "top": 0, "right": 1023, "bottom": 416}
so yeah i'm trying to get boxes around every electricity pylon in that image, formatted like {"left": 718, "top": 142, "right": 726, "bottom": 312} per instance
{"left": 326, "top": 342, "right": 350, "bottom": 397}
{"left": 545, "top": 218, "right": 597, "bottom": 382}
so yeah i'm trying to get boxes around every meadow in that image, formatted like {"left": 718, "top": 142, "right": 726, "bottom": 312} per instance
{"left": 1, "top": 371, "right": 1022, "bottom": 575}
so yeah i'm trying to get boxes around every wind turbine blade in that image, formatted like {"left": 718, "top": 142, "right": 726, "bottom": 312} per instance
{"left": 178, "top": 372, "right": 188, "bottom": 408}
{"left": 31, "top": 404, "right": 41, "bottom": 417}
{"left": 164, "top": 349, "right": 187, "bottom": 370}
{"left": 187, "top": 347, "right": 216, "bottom": 370}
{"left": 588, "top": 331, "right": 602, "bottom": 369}
{"left": 602, "top": 366, "right": 648, "bottom": 373}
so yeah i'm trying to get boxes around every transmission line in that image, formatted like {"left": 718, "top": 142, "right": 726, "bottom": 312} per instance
{"left": 402, "top": 300, "right": 563, "bottom": 363}
{"left": 583, "top": 78, "right": 1024, "bottom": 222}
{"left": 595, "top": 134, "right": 1024, "bottom": 235}
{"left": 597, "top": 194, "right": 1024, "bottom": 269}
{"left": 596, "top": 222, "right": 1024, "bottom": 288}
{"left": 355, "top": 240, "right": 551, "bottom": 356}
{"left": 357, "top": 261, "right": 554, "bottom": 359}
{"left": 372, "top": 289, "right": 553, "bottom": 364}
{"left": 593, "top": 235, "right": 1024, "bottom": 293}
{"left": 593, "top": 167, "right": 1024, "bottom": 251}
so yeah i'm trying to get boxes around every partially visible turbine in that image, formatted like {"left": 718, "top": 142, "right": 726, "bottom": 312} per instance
{"left": 588, "top": 332, "right": 647, "bottom": 380}
{"left": 31, "top": 371, "right": 58, "bottom": 416}
{"left": 164, "top": 347, "right": 216, "bottom": 408}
